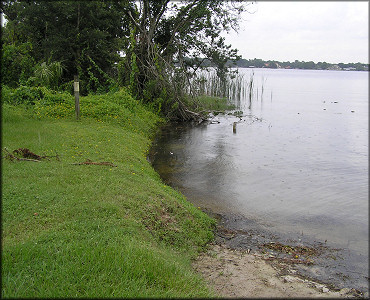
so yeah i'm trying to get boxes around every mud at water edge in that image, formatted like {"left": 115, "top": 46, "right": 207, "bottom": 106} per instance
{"left": 192, "top": 243, "right": 365, "bottom": 298}
{"left": 191, "top": 210, "right": 367, "bottom": 298}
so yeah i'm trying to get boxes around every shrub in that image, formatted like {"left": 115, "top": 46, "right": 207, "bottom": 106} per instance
{"left": 1, "top": 85, "right": 44, "bottom": 105}
{"left": 1, "top": 43, "right": 36, "bottom": 88}
{"left": 80, "top": 88, "right": 163, "bottom": 137}
{"left": 3, "top": 86, "right": 163, "bottom": 137}
{"left": 33, "top": 61, "right": 64, "bottom": 90}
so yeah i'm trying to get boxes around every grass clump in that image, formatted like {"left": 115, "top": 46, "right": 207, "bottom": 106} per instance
{"left": 196, "top": 95, "right": 235, "bottom": 112}
{"left": 1, "top": 88, "right": 216, "bottom": 298}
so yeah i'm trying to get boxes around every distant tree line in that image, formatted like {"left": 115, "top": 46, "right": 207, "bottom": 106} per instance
{"left": 228, "top": 58, "right": 369, "bottom": 71}
{"left": 194, "top": 57, "right": 369, "bottom": 71}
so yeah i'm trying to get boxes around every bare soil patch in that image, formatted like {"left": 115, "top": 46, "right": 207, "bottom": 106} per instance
{"left": 193, "top": 243, "right": 362, "bottom": 298}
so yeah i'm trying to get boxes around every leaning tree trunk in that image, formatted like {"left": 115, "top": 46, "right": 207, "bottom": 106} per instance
{"left": 124, "top": 3, "right": 206, "bottom": 122}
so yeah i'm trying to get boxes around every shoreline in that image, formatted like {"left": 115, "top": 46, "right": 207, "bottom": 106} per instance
{"left": 192, "top": 209, "right": 367, "bottom": 298}
{"left": 193, "top": 243, "right": 362, "bottom": 298}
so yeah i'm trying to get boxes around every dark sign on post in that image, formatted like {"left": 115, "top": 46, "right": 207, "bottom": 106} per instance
{"left": 74, "top": 75, "right": 80, "bottom": 120}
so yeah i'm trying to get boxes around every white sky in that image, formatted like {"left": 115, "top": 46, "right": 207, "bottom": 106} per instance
{"left": 223, "top": 1, "right": 369, "bottom": 64}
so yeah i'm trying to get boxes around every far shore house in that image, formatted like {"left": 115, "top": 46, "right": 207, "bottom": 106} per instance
{"left": 327, "top": 64, "right": 341, "bottom": 70}
{"left": 342, "top": 67, "right": 356, "bottom": 71}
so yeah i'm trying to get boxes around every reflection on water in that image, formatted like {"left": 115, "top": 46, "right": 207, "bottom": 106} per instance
{"left": 149, "top": 69, "right": 368, "bottom": 292}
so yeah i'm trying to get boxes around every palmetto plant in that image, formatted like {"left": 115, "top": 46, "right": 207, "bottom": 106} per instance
{"left": 34, "top": 61, "right": 64, "bottom": 90}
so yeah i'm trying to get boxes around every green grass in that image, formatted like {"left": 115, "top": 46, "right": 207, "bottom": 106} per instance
{"left": 1, "top": 90, "right": 216, "bottom": 298}
{"left": 196, "top": 95, "right": 235, "bottom": 112}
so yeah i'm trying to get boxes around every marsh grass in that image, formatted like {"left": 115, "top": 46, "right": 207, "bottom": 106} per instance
{"left": 196, "top": 95, "right": 235, "bottom": 111}
{"left": 1, "top": 92, "right": 216, "bottom": 298}
{"left": 192, "top": 69, "right": 267, "bottom": 111}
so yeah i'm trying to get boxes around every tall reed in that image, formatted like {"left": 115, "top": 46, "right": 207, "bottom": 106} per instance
{"left": 190, "top": 69, "right": 266, "bottom": 110}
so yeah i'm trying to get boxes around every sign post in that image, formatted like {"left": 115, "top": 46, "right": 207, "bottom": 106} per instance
{"left": 74, "top": 75, "right": 80, "bottom": 120}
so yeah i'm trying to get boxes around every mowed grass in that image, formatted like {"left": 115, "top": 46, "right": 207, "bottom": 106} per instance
{"left": 1, "top": 97, "right": 216, "bottom": 297}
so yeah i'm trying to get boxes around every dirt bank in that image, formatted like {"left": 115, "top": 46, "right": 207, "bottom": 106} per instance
{"left": 193, "top": 243, "right": 363, "bottom": 298}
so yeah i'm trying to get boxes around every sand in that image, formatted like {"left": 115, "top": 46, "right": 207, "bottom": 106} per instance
{"left": 192, "top": 243, "right": 362, "bottom": 298}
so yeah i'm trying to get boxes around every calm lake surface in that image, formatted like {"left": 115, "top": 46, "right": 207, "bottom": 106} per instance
{"left": 150, "top": 68, "right": 368, "bottom": 292}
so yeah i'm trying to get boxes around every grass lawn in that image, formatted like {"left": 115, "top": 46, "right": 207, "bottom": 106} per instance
{"left": 1, "top": 91, "right": 216, "bottom": 298}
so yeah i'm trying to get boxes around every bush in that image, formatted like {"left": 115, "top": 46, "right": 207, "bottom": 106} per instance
{"left": 1, "top": 43, "right": 36, "bottom": 88}
{"left": 3, "top": 86, "right": 163, "bottom": 137}
{"left": 1, "top": 85, "right": 44, "bottom": 105}
{"left": 80, "top": 88, "right": 163, "bottom": 137}
{"left": 33, "top": 61, "right": 64, "bottom": 90}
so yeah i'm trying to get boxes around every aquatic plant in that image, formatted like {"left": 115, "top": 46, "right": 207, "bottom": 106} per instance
{"left": 190, "top": 69, "right": 268, "bottom": 111}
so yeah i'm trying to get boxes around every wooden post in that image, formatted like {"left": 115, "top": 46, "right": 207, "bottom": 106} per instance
{"left": 74, "top": 75, "right": 80, "bottom": 120}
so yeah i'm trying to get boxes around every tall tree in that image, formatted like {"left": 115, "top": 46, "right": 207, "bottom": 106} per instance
{"left": 1, "top": 1, "right": 129, "bottom": 93}
{"left": 120, "top": 0, "right": 252, "bottom": 120}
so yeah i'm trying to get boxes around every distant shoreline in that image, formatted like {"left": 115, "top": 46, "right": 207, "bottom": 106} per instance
{"left": 230, "top": 58, "right": 369, "bottom": 71}
{"left": 232, "top": 66, "right": 369, "bottom": 71}
{"left": 192, "top": 57, "right": 369, "bottom": 71}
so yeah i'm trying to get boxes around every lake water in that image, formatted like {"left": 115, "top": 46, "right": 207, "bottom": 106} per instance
{"left": 149, "top": 68, "right": 369, "bottom": 293}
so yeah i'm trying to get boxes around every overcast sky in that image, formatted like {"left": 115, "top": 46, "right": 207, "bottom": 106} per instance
{"left": 223, "top": 1, "right": 369, "bottom": 64}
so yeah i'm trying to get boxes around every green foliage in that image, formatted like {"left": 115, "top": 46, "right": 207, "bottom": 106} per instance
{"left": 141, "top": 79, "right": 180, "bottom": 118}
{"left": 197, "top": 95, "right": 235, "bottom": 111}
{"left": 128, "top": 27, "right": 139, "bottom": 95}
{"left": 33, "top": 61, "right": 64, "bottom": 90}
{"left": 2, "top": 101, "right": 215, "bottom": 298}
{"left": 121, "top": 1, "right": 248, "bottom": 119}
{"left": 117, "top": 59, "right": 127, "bottom": 87}
{"left": 34, "top": 91, "right": 75, "bottom": 120}
{"left": 2, "top": 86, "right": 163, "bottom": 137}
{"left": 2, "top": 0, "right": 251, "bottom": 118}
{"left": 79, "top": 89, "right": 163, "bottom": 136}
{"left": 2, "top": 1, "right": 130, "bottom": 92}
{"left": 80, "top": 54, "right": 119, "bottom": 95}
{"left": 1, "top": 103, "right": 35, "bottom": 123}
{"left": 1, "top": 85, "right": 44, "bottom": 106}
{"left": 129, "top": 53, "right": 139, "bottom": 94}
{"left": 1, "top": 42, "right": 36, "bottom": 87}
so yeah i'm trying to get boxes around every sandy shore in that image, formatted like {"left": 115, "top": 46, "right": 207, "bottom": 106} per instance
{"left": 192, "top": 243, "right": 364, "bottom": 298}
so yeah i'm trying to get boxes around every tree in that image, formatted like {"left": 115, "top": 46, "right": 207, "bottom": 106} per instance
{"left": 303, "top": 61, "right": 315, "bottom": 70}
{"left": 1, "top": 42, "right": 35, "bottom": 87}
{"left": 1, "top": 1, "right": 129, "bottom": 94}
{"left": 120, "top": 0, "right": 252, "bottom": 120}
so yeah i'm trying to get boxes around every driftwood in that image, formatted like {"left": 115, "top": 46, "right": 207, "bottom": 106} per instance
{"left": 72, "top": 159, "right": 117, "bottom": 167}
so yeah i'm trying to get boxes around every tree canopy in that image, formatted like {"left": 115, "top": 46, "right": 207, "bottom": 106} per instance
{"left": 2, "top": 1, "right": 129, "bottom": 93}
